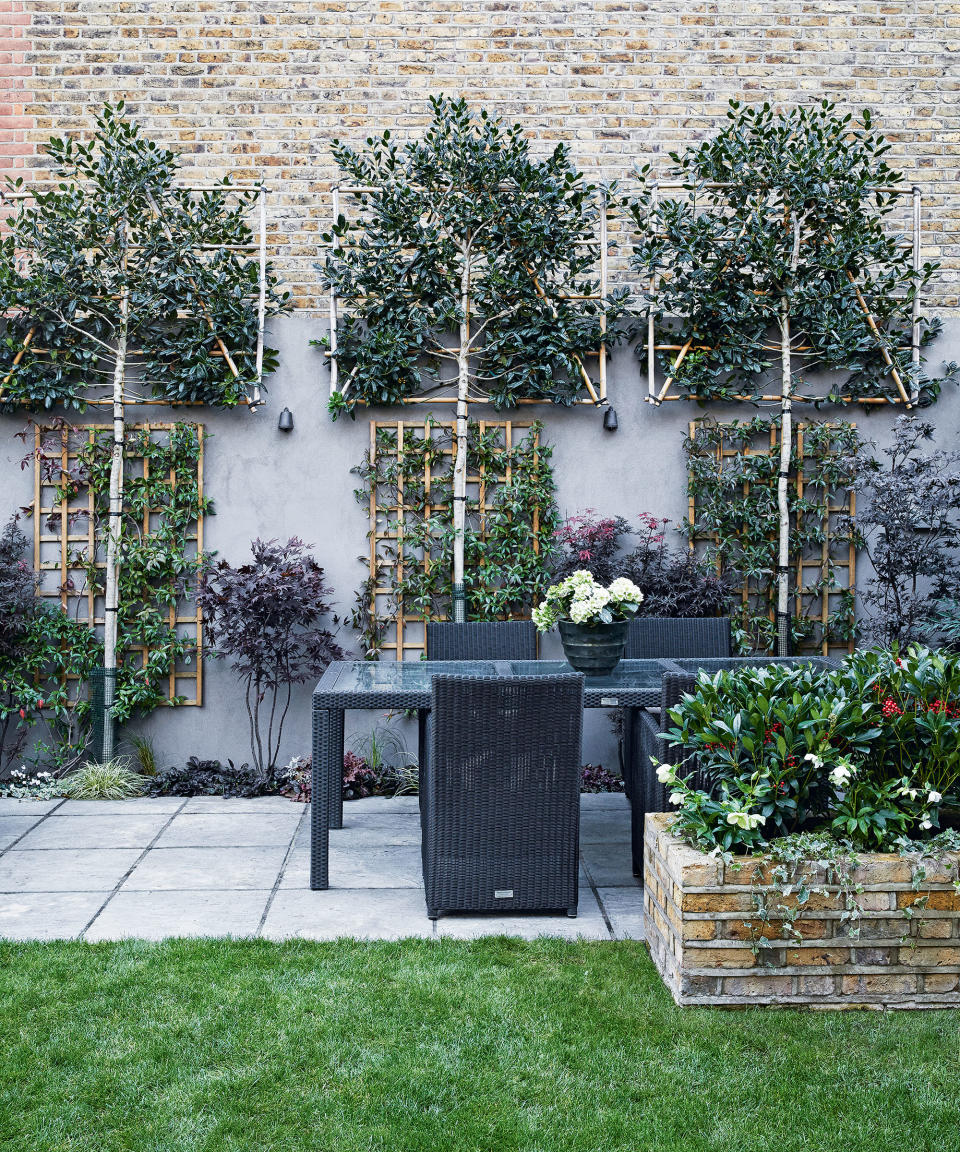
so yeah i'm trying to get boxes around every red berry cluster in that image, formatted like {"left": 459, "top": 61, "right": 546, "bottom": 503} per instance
{"left": 763, "top": 721, "right": 783, "bottom": 746}
{"left": 928, "top": 698, "right": 960, "bottom": 718}
{"left": 881, "top": 697, "right": 903, "bottom": 718}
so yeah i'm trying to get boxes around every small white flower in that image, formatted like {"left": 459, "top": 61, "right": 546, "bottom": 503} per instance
{"left": 656, "top": 764, "right": 676, "bottom": 784}
{"left": 804, "top": 753, "right": 824, "bottom": 771}
{"left": 829, "top": 764, "right": 852, "bottom": 787}
{"left": 928, "top": 790, "right": 943, "bottom": 805}
{"left": 900, "top": 786, "right": 919, "bottom": 801}
{"left": 668, "top": 791, "right": 686, "bottom": 807}
{"left": 920, "top": 817, "right": 933, "bottom": 831}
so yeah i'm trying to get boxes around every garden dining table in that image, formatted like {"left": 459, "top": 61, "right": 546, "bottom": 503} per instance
{"left": 310, "top": 658, "right": 670, "bottom": 889}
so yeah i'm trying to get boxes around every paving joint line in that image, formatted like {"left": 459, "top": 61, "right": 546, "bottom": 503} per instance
{"left": 579, "top": 852, "right": 616, "bottom": 940}
{"left": 78, "top": 798, "right": 190, "bottom": 939}
{"left": 256, "top": 804, "right": 309, "bottom": 937}
{"left": 0, "top": 799, "right": 67, "bottom": 859}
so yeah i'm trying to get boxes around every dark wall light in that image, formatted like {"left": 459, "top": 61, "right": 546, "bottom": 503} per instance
{"left": 277, "top": 407, "right": 294, "bottom": 432}
{"left": 602, "top": 406, "right": 618, "bottom": 432}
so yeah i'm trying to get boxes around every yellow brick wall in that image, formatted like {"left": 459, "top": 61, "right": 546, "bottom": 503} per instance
{"left": 8, "top": 0, "right": 960, "bottom": 310}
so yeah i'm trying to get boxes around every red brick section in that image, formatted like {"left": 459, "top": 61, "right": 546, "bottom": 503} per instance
{"left": 0, "top": 0, "right": 33, "bottom": 178}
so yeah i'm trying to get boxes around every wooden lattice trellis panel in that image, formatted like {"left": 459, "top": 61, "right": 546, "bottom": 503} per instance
{"left": 367, "top": 419, "right": 541, "bottom": 661}
{"left": 33, "top": 423, "right": 205, "bottom": 705}
{"left": 688, "top": 420, "right": 856, "bottom": 657}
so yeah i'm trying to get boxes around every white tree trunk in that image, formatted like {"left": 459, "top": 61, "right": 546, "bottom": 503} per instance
{"left": 451, "top": 247, "right": 471, "bottom": 623}
{"left": 776, "top": 300, "right": 792, "bottom": 658}
{"left": 775, "top": 213, "right": 801, "bottom": 658}
{"left": 101, "top": 304, "right": 127, "bottom": 760}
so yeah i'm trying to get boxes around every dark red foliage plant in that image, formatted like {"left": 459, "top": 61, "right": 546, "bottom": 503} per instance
{"left": 197, "top": 537, "right": 345, "bottom": 774}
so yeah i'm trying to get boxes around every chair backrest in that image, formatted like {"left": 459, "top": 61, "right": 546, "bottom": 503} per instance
{"left": 428, "top": 673, "right": 583, "bottom": 800}
{"left": 426, "top": 620, "right": 537, "bottom": 662}
{"left": 625, "top": 616, "right": 732, "bottom": 660}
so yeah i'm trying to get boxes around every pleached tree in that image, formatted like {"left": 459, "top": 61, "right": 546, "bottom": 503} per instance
{"left": 0, "top": 103, "right": 288, "bottom": 755}
{"left": 631, "top": 100, "right": 955, "bottom": 654}
{"left": 318, "top": 95, "right": 627, "bottom": 621}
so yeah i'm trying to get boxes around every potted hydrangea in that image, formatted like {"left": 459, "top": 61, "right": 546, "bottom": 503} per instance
{"left": 533, "top": 571, "right": 643, "bottom": 675}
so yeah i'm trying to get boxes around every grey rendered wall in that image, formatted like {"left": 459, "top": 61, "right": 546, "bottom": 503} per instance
{"left": 2, "top": 315, "right": 960, "bottom": 770}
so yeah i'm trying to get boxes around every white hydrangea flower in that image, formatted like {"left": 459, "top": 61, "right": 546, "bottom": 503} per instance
{"left": 608, "top": 577, "right": 643, "bottom": 604}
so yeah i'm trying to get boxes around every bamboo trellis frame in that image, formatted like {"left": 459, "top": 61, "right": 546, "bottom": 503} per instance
{"left": 645, "top": 183, "right": 923, "bottom": 408}
{"left": 33, "top": 422, "right": 206, "bottom": 706}
{"left": 0, "top": 184, "right": 270, "bottom": 410}
{"left": 324, "top": 184, "right": 608, "bottom": 408}
{"left": 366, "top": 419, "right": 541, "bottom": 661}
{"left": 687, "top": 419, "right": 856, "bottom": 657}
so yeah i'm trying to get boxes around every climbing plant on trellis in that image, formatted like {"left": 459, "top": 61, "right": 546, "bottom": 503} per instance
{"left": 350, "top": 418, "right": 558, "bottom": 660}
{"left": 30, "top": 421, "right": 209, "bottom": 719}
{"left": 685, "top": 417, "right": 863, "bottom": 657}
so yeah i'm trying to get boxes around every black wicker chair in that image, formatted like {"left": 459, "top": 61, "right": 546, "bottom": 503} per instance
{"left": 419, "top": 621, "right": 538, "bottom": 768}
{"left": 425, "top": 620, "right": 537, "bottom": 661}
{"left": 617, "top": 617, "right": 731, "bottom": 798}
{"left": 624, "top": 616, "right": 732, "bottom": 659}
{"left": 627, "top": 656, "right": 841, "bottom": 875}
{"left": 421, "top": 673, "right": 583, "bottom": 920}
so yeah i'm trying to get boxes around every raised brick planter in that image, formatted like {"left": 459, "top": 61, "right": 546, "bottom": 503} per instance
{"left": 643, "top": 813, "right": 960, "bottom": 1009}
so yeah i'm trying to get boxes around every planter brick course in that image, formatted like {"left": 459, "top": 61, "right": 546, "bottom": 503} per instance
{"left": 643, "top": 813, "right": 960, "bottom": 1009}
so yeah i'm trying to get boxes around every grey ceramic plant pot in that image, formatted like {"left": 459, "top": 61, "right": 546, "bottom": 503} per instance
{"left": 557, "top": 618, "right": 629, "bottom": 676}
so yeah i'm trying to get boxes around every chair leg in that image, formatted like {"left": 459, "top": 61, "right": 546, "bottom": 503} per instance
{"left": 427, "top": 909, "right": 440, "bottom": 921}
{"left": 567, "top": 906, "right": 578, "bottom": 918}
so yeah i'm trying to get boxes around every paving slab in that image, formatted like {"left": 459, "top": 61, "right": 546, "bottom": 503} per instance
{"left": 156, "top": 811, "right": 302, "bottom": 848}
{"left": 179, "top": 795, "right": 301, "bottom": 814}
{"left": 0, "top": 891, "right": 111, "bottom": 940}
{"left": 579, "top": 792, "right": 629, "bottom": 810}
{"left": 0, "top": 798, "right": 64, "bottom": 817}
{"left": 56, "top": 798, "right": 184, "bottom": 816}
{"left": 85, "top": 889, "right": 271, "bottom": 941}
{"left": 579, "top": 806, "right": 632, "bottom": 844}
{"left": 12, "top": 812, "right": 172, "bottom": 851}
{"left": 580, "top": 840, "right": 639, "bottom": 888}
{"left": 0, "top": 815, "right": 44, "bottom": 851}
{"left": 123, "top": 845, "right": 290, "bottom": 891}
{"left": 261, "top": 887, "right": 434, "bottom": 941}
{"left": 344, "top": 796, "right": 420, "bottom": 815}
{"left": 0, "top": 848, "right": 142, "bottom": 892}
{"left": 282, "top": 842, "right": 424, "bottom": 890}
{"left": 436, "top": 888, "right": 610, "bottom": 941}
{"left": 597, "top": 886, "right": 646, "bottom": 940}
{"left": 291, "top": 814, "right": 421, "bottom": 850}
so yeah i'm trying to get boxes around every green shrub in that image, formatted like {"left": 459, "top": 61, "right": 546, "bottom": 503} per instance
{"left": 659, "top": 647, "right": 960, "bottom": 853}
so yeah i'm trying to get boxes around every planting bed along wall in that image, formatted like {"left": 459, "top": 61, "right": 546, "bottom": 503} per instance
{"left": 644, "top": 813, "right": 960, "bottom": 1010}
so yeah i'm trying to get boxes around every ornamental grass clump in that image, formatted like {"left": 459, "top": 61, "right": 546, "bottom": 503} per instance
{"left": 533, "top": 571, "right": 643, "bottom": 632}
{"left": 61, "top": 758, "right": 146, "bottom": 800}
{"left": 657, "top": 646, "right": 960, "bottom": 854}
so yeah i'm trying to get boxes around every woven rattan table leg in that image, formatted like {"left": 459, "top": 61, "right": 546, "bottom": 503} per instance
{"left": 310, "top": 706, "right": 335, "bottom": 889}
{"left": 326, "top": 707, "right": 344, "bottom": 831}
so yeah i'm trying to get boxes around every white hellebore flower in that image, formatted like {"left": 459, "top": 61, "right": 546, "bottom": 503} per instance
{"left": 668, "top": 791, "right": 686, "bottom": 807}
{"left": 804, "top": 753, "right": 824, "bottom": 771}
{"left": 900, "top": 785, "right": 919, "bottom": 801}
{"left": 726, "top": 810, "right": 766, "bottom": 831}
{"left": 928, "top": 790, "right": 943, "bottom": 805}
{"left": 920, "top": 817, "right": 933, "bottom": 831}
{"left": 655, "top": 763, "right": 676, "bottom": 784}
{"left": 829, "top": 759, "right": 855, "bottom": 788}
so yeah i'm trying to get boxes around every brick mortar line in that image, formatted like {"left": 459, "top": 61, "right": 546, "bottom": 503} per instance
{"left": 78, "top": 797, "right": 189, "bottom": 939}
{"left": 255, "top": 802, "right": 308, "bottom": 938}
{"left": 0, "top": 798, "right": 66, "bottom": 858}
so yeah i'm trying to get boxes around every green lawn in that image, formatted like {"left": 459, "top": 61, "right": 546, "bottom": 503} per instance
{"left": 1, "top": 938, "right": 957, "bottom": 1152}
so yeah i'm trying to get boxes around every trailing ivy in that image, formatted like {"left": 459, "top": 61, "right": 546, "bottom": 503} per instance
{"left": 685, "top": 416, "right": 864, "bottom": 654}
{"left": 351, "top": 418, "right": 559, "bottom": 657}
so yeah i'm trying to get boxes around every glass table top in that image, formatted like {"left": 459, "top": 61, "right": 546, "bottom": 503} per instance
{"left": 317, "top": 658, "right": 672, "bottom": 701}
{"left": 508, "top": 659, "right": 667, "bottom": 691}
